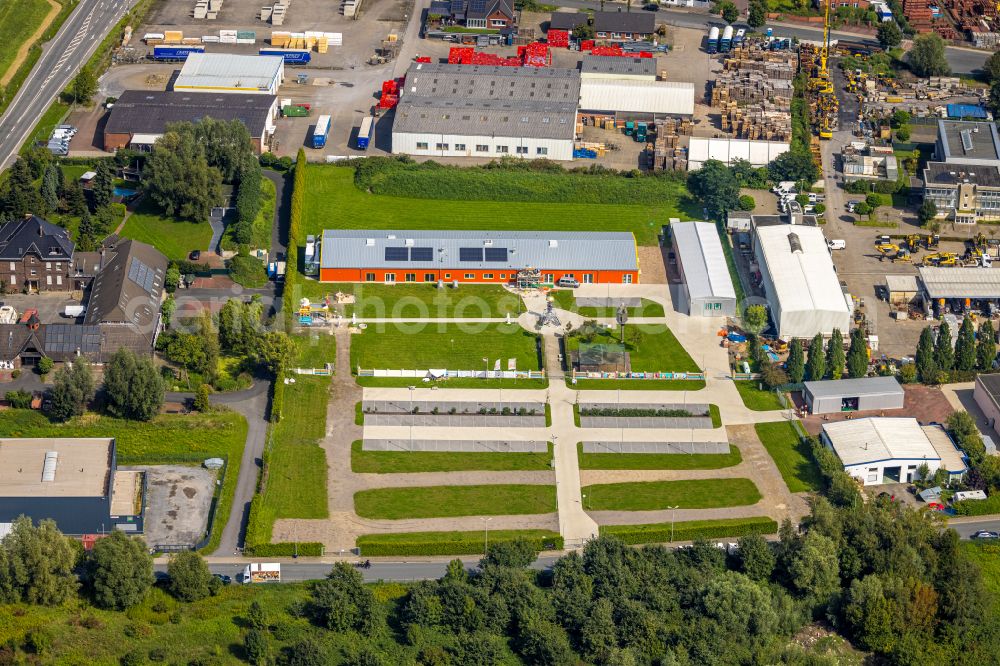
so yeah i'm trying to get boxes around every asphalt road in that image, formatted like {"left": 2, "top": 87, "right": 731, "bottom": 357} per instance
{"left": 0, "top": 0, "right": 136, "bottom": 170}
{"left": 550, "top": 1, "right": 989, "bottom": 74}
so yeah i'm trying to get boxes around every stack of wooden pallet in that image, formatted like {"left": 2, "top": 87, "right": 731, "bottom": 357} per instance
{"left": 720, "top": 103, "right": 792, "bottom": 141}
{"left": 649, "top": 123, "right": 686, "bottom": 172}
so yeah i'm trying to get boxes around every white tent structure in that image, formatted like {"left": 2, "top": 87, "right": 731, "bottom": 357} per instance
{"left": 578, "top": 80, "right": 695, "bottom": 116}
{"left": 687, "top": 137, "right": 790, "bottom": 169}
{"left": 753, "top": 225, "right": 851, "bottom": 339}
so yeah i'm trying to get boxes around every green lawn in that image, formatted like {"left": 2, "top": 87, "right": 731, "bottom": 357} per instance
{"left": 734, "top": 380, "right": 785, "bottom": 411}
{"left": 291, "top": 281, "right": 525, "bottom": 318}
{"left": 565, "top": 324, "right": 700, "bottom": 374}
{"left": 0, "top": 409, "right": 246, "bottom": 553}
{"left": 120, "top": 198, "right": 213, "bottom": 261}
{"left": 222, "top": 175, "right": 274, "bottom": 251}
{"left": 249, "top": 376, "right": 329, "bottom": 546}
{"left": 293, "top": 331, "right": 337, "bottom": 368}
{"left": 354, "top": 484, "right": 557, "bottom": 519}
{"left": 0, "top": 0, "right": 56, "bottom": 79}
{"left": 578, "top": 443, "right": 741, "bottom": 470}
{"left": 549, "top": 289, "right": 665, "bottom": 318}
{"left": 582, "top": 478, "right": 761, "bottom": 510}
{"left": 754, "top": 421, "right": 824, "bottom": 493}
{"left": 350, "top": 323, "right": 541, "bottom": 371}
{"left": 357, "top": 529, "right": 562, "bottom": 556}
{"left": 599, "top": 517, "right": 779, "bottom": 544}
{"left": 352, "top": 440, "right": 553, "bottom": 473}
{"left": 357, "top": 376, "right": 548, "bottom": 389}
{"left": 568, "top": 378, "right": 706, "bottom": 391}
{"left": 300, "top": 165, "right": 696, "bottom": 247}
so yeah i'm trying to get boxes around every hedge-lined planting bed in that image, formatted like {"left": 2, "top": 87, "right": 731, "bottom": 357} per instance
{"left": 245, "top": 542, "right": 325, "bottom": 557}
{"left": 599, "top": 517, "right": 778, "bottom": 545}
{"left": 357, "top": 530, "right": 563, "bottom": 556}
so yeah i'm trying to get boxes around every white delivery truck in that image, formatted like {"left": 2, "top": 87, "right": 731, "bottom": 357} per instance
{"left": 242, "top": 562, "right": 281, "bottom": 584}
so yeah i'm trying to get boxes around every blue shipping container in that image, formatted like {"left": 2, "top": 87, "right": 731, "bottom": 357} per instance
{"left": 259, "top": 48, "right": 311, "bottom": 64}
{"left": 152, "top": 45, "right": 205, "bottom": 61}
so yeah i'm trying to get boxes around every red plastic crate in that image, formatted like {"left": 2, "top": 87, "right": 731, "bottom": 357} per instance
{"left": 448, "top": 46, "right": 474, "bottom": 64}
{"left": 414, "top": 56, "right": 432, "bottom": 63}
{"left": 547, "top": 29, "right": 569, "bottom": 47}
{"left": 638, "top": 51, "right": 653, "bottom": 58}
{"left": 580, "top": 39, "right": 595, "bottom": 51}
{"left": 590, "top": 46, "right": 624, "bottom": 56}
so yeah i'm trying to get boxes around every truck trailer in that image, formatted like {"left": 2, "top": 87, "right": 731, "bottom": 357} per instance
{"left": 720, "top": 25, "right": 734, "bottom": 53}
{"left": 259, "top": 48, "right": 312, "bottom": 65}
{"left": 242, "top": 563, "right": 281, "bottom": 584}
{"left": 357, "top": 116, "right": 374, "bottom": 150}
{"left": 152, "top": 45, "right": 206, "bottom": 61}
{"left": 312, "top": 115, "right": 331, "bottom": 149}
{"left": 707, "top": 26, "right": 720, "bottom": 54}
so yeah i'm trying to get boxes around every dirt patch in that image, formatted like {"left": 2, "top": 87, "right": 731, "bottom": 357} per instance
{"left": 136, "top": 464, "right": 217, "bottom": 549}
{"left": 799, "top": 384, "right": 955, "bottom": 436}
{"left": 1, "top": 0, "right": 60, "bottom": 87}
{"left": 638, "top": 246, "right": 667, "bottom": 285}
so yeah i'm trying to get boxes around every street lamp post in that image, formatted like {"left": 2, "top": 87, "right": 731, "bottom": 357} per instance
{"left": 480, "top": 517, "right": 493, "bottom": 554}
{"left": 668, "top": 505, "right": 679, "bottom": 542}
{"left": 483, "top": 357, "right": 489, "bottom": 379}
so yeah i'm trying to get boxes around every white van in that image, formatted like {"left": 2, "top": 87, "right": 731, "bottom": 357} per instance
{"left": 828, "top": 239, "right": 846, "bottom": 250}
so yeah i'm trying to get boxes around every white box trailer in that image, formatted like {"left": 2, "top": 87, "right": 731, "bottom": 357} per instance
{"left": 242, "top": 562, "right": 281, "bottom": 583}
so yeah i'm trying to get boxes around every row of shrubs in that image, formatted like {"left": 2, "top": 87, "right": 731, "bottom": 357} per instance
{"left": 357, "top": 533, "right": 564, "bottom": 557}
{"left": 245, "top": 542, "right": 325, "bottom": 557}
{"left": 353, "top": 156, "right": 688, "bottom": 206}
{"left": 580, "top": 407, "right": 703, "bottom": 418}
{"left": 599, "top": 517, "right": 778, "bottom": 546}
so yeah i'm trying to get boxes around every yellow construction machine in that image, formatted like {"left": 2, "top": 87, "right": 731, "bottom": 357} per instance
{"left": 905, "top": 234, "right": 922, "bottom": 252}
{"left": 810, "top": 0, "right": 838, "bottom": 140}
{"left": 923, "top": 252, "right": 958, "bottom": 267}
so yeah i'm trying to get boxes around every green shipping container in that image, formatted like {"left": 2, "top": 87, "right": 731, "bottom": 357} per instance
{"left": 282, "top": 105, "right": 310, "bottom": 117}
{"left": 237, "top": 31, "right": 256, "bottom": 40}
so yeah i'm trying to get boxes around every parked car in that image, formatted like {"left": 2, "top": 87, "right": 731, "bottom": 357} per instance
{"left": 557, "top": 277, "right": 580, "bottom": 288}
{"left": 972, "top": 530, "right": 1000, "bottom": 539}
{"left": 189, "top": 250, "right": 201, "bottom": 261}
{"left": 213, "top": 574, "right": 233, "bottom": 585}
{"left": 828, "top": 239, "right": 846, "bottom": 250}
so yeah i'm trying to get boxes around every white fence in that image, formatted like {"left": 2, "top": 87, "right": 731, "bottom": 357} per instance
{"left": 358, "top": 368, "right": 546, "bottom": 380}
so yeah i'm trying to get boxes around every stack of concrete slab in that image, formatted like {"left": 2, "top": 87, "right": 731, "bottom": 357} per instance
{"left": 193, "top": 0, "right": 223, "bottom": 19}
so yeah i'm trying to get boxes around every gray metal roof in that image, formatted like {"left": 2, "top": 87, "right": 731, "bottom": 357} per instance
{"left": 924, "top": 161, "right": 1000, "bottom": 187}
{"left": 670, "top": 222, "right": 736, "bottom": 302}
{"left": 403, "top": 62, "right": 581, "bottom": 102}
{"left": 938, "top": 119, "right": 1000, "bottom": 163}
{"left": 392, "top": 96, "right": 577, "bottom": 140}
{"left": 174, "top": 53, "right": 283, "bottom": 91}
{"left": 918, "top": 266, "right": 1000, "bottom": 299}
{"left": 804, "top": 376, "right": 903, "bottom": 399}
{"left": 581, "top": 55, "right": 656, "bottom": 77}
{"left": 106, "top": 90, "right": 276, "bottom": 138}
{"left": 320, "top": 230, "right": 638, "bottom": 271}
{"left": 593, "top": 10, "right": 655, "bottom": 33}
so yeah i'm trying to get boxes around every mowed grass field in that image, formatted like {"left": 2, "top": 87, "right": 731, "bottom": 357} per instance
{"left": 754, "top": 421, "right": 824, "bottom": 493}
{"left": 0, "top": 0, "right": 58, "bottom": 81}
{"left": 582, "top": 478, "right": 762, "bottom": 510}
{"left": 353, "top": 484, "right": 557, "bottom": 519}
{"left": 292, "top": 281, "right": 525, "bottom": 318}
{"left": 351, "top": 441, "right": 553, "bottom": 473}
{"left": 550, "top": 290, "right": 665, "bottom": 318}
{"left": 300, "top": 166, "right": 692, "bottom": 246}
{"left": 734, "top": 380, "right": 785, "bottom": 411}
{"left": 565, "top": 325, "right": 700, "bottom": 373}
{"left": 577, "top": 443, "right": 742, "bottom": 470}
{"left": 120, "top": 199, "right": 213, "bottom": 261}
{"left": 350, "top": 323, "right": 541, "bottom": 371}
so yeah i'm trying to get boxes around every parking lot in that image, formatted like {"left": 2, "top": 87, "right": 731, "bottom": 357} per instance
{"left": 0, "top": 292, "right": 86, "bottom": 324}
{"left": 135, "top": 465, "right": 217, "bottom": 550}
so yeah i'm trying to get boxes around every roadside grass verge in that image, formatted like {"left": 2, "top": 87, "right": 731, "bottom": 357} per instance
{"left": 300, "top": 164, "right": 698, "bottom": 247}
{"left": 582, "top": 478, "right": 761, "bottom": 510}
{"left": 290, "top": 281, "right": 525, "bottom": 318}
{"left": 120, "top": 198, "right": 213, "bottom": 261}
{"left": 599, "top": 517, "right": 779, "bottom": 544}
{"left": 351, "top": 440, "right": 553, "bottom": 473}
{"left": 549, "top": 290, "right": 665, "bottom": 318}
{"left": 577, "top": 443, "right": 742, "bottom": 470}
{"left": 754, "top": 421, "right": 824, "bottom": 493}
{"left": 734, "top": 380, "right": 785, "bottom": 411}
{"left": 350, "top": 323, "right": 541, "bottom": 371}
{"left": 354, "top": 484, "right": 557, "bottom": 519}
{"left": 0, "top": 408, "right": 246, "bottom": 553}
{"left": 357, "top": 530, "right": 563, "bottom": 556}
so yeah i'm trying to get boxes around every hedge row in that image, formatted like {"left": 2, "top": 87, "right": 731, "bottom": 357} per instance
{"left": 283, "top": 149, "right": 307, "bottom": 332}
{"left": 353, "top": 156, "right": 689, "bottom": 206}
{"left": 953, "top": 493, "right": 1000, "bottom": 516}
{"left": 599, "top": 517, "right": 778, "bottom": 546}
{"left": 245, "top": 542, "right": 325, "bottom": 557}
{"left": 357, "top": 531, "right": 564, "bottom": 557}
{"left": 580, "top": 407, "right": 701, "bottom": 418}
{"left": 270, "top": 376, "right": 284, "bottom": 423}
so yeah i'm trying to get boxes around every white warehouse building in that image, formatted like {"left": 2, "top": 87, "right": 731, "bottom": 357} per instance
{"left": 391, "top": 63, "right": 579, "bottom": 161}
{"left": 687, "top": 137, "right": 790, "bottom": 170}
{"left": 822, "top": 417, "right": 967, "bottom": 485}
{"left": 670, "top": 220, "right": 737, "bottom": 316}
{"left": 172, "top": 53, "right": 284, "bottom": 95}
{"left": 753, "top": 224, "right": 851, "bottom": 339}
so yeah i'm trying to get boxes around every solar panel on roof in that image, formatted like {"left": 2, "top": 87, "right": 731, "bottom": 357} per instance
{"left": 127, "top": 258, "right": 156, "bottom": 293}
{"left": 410, "top": 247, "right": 434, "bottom": 261}
{"left": 384, "top": 247, "right": 409, "bottom": 261}
{"left": 961, "top": 129, "right": 974, "bottom": 153}
{"left": 484, "top": 247, "right": 508, "bottom": 262}
{"left": 459, "top": 247, "right": 484, "bottom": 262}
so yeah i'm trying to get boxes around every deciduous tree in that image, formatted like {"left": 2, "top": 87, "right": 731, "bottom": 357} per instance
{"left": 735, "top": 532, "right": 776, "bottom": 582}
{"left": 877, "top": 21, "right": 902, "bottom": 49}
{"left": 48, "top": 359, "right": 95, "bottom": 421}
{"left": 144, "top": 130, "right": 222, "bottom": 220}
{"left": 167, "top": 550, "right": 215, "bottom": 602}
{"left": 918, "top": 199, "right": 937, "bottom": 226}
{"left": 86, "top": 530, "right": 152, "bottom": 610}
{"left": 747, "top": 0, "right": 767, "bottom": 28}
{"left": 103, "top": 348, "right": 165, "bottom": 421}
{"left": 0, "top": 517, "right": 79, "bottom": 605}
{"left": 688, "top": 159, "right": 740, "bottom": 219}
{"left": 907, "top": 33, "right": 950, "bottom": 77}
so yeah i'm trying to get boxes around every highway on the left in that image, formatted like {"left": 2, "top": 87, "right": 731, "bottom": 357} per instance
{"left": 0, "top": 0, "right": 136, "bottom": 170}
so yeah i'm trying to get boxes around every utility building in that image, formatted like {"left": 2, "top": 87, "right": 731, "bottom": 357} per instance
{"left": 753, "top": 225, "right": 851, "bottom": 339}
{"left": 172, "top": 53, "right": 284, "bottom": 95}
{"left": 974, "top": 374, "right": 1000, "bottom": 437}
{"left": 319, "top": 229, "right": 639, "bottom": 285}
{"left": 669, "top": 221, "right": 737, "bottom": 316}
{"left": 803, "top": 376, "right": 905, "bottom": 414}
{"left": 0, "top": 438, "right": 144, "bottom": 536}
{"left": 392, "top": 63, "right": 579, "bottom": 161}
{"left": 822, "top": 417, "right": 967, "bottom": 485}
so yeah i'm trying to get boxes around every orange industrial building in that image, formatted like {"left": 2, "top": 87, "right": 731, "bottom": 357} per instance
{"left": 317, "top": 230, "right": 640, "bottom": 285}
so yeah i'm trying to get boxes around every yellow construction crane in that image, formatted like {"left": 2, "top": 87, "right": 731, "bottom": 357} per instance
{"left": 810, "top": 0, "right": 837, "bottom": 140}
